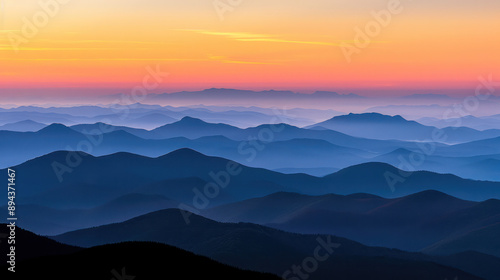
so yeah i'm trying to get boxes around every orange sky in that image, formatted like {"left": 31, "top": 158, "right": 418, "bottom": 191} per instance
{"left": 1, "top": 0, "right": 499, "bottom": 96}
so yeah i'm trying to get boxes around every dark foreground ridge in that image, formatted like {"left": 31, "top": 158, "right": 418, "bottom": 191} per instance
{"left": 51, "top": 209, "right": 488, "bottom": 280}
{"left": 0, "top": 241, "right": 280, "bottom": 280}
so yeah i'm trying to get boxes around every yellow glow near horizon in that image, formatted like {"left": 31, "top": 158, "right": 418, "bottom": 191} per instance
{"left": 0, "top": 0, "right": 499, "bottom": 94}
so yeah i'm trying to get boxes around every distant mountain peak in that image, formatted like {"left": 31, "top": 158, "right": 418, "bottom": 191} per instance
{"left": 160, "top": 148, "right": 207, "bottom": 159}
{"left": 328, "top": 162, "right": 402, "bottom": 178}
{"left": 179, "top": 116, "right": 206, "bottom": 123}
{"left": 0, "top": 119, "right": 47, "bottom": 132}
{"left": 22, "top": 150, "right": 95, "bottom": 166}
{"left": 343, "top": 161, "right": 399, "bottom": 170}
{"left": 402, "top": 93, "right": 451, "bottom": 99}
{"left": 307, "top": 113, "right": 414, "bottom": 131}
{"left": 385, "top": 148, "right": 414, "bottom": 155}
{"left": 12, "top": 120, "right": 43, "bottom": 125}
{"left": 346, "top": 193, "right": 383, "bottom": 199}
{"left": 254, "top": 122, "right": 296, "bottom": 130}
{"left": 205, "top": 88, "right": 229, "bottom": 91}
{"left": 201, "top": 88, "right": 253, "bottom": 94}
{"left": 313, "top": 91, "right": 341, "bottom": 96}
{"left": 312, "top": 91, "right": 364, "bottom": 98}
{"left": 405, "top": 190, "right": 458, "bottom": 201}
{"left": 341, "top": 112, "right": 406, "bottom": 121}
{"left": 37, "top": 123, "right": 72, "bottom": 133}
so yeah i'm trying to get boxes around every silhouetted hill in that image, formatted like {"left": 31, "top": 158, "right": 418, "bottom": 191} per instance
{"left": 308, "top": 113, "right": 500, "bottom": 142}
{"left": 424, "top": 221, "right": 500, "bottom": 258}
{"left": 1, "top": 193, "right": 179, "bottom": 235}
{"left": 5, "top": 150, "right": 500, "bottom": 211}
{"left": 127, "top": 112, "right": 177, "bottom": 129}
{"left": 0, "top": 224, "right": 81, "bottom": 263}
{"left": 373, "top": 148, "right": 500, "bottom": 181}
{"left": 402, "top": 93, "right": 452, "bottom": 99}
{"left": 3, "top": 120, "right": 385, "bottom": 173}
{"left": 1, "top": 122, "right": 214, "bottom": 167}
{"left": 65, "top": 117, "right": 424, "bottom": 153}
{"left": 0, "top": 120, "right": 46, "bottom": 132}
{"left": 418, "top": 115, "right": 500, "bottom": 130}
{"left": 15, "top": 116, "right": 500, "bottom": 183}
{"left": 16, "top": 117, "right": 499, "bottom": 182}
{"left": 70, "top": 122, "right": 152, "bottom": 138}
{"left": 70, "top": 124, "right": 370, "bottom": 171}
{"left": 438, "top": 136, "right": 500, "bottom": 156}
{"left": 203, "top": 190, "right": 500, "bottom": 253}
{"left": 434, "top": 251, "right": 500, "bottom": 280}
{"left": 0, "top": 103, "right": 323, "bottom": 128}
{"left": 323, "top": 162, "right": 500, "bottom": 200}
{"left": 151, "top": 116, "right": 241, "bottom": 139}
{"left": 312, "top": 91, "right": 364, "bottom": 98}
{"left": 150, "top": 88, "right": 366, "bottom": 103}
{"left": 51, "top": 209, "right": 485, "bottom": 280}
{"left": 0, "top": 241, "right": 280, "bottom": 280}
{"left": 2, "top": 149, "right": 317, "bottom": 209}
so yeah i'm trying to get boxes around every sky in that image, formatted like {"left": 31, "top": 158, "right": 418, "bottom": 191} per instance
{"left": 0, "top": 0, "right": 500, "bottom": 99}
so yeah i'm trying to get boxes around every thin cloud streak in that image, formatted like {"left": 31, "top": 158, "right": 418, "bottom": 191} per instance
{"left": 177, "top": 29, "right": 342, "bottom": 47}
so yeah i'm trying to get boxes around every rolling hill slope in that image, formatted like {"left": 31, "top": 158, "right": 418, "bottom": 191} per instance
{"left": 49, "top": 209, "right": 495, "bottom": 280}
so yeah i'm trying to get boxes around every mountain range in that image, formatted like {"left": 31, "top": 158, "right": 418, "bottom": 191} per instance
{"left": 308, "top": 113, "right": 500, "bottom": 143}
{"left": 418, "top": 115, "right": 500, "bottom": 130}
{"left": 4, "top": 115, "right": 500, "bottom": 181}
{"left": 0, "top": 225, "right": 279, "bottom": 280}
{"left": 6, "top": 148, "right": 500, "bottom": 207}
{"left": 202, "top": 191, "right": 500, "bottom": 256}
{"left": 4, "top": 149, "right": 500, "bottom": 238}
{"left": 49, "top": 209, "right": 497, "bottom": 280}
{"left": 2, "top": 112, "right": 500, "bottom": 170}
{"left": 0, "top": 117, "right": 415, "bottom": 169}
{"left": 0, "top": 103, "right": 321, "bottom": 128}
{"left": 0, "top": 120, "right": 47, "bottom": 132}
{"left": 2, "top": 103, "right": 500, "bottom": 279}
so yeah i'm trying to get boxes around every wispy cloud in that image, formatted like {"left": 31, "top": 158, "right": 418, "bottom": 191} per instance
{"left": 34, "top": 39, "right": 169, "bottom": 45}
{"left": 236, "top": 38, "right": 338, "bottom": 46}
{"left": 208, "top": 55, "right": 278, "bottom": 65}
{"left": 2, "top": 56, "right": 278, "bottom": 65}
{"left": 0, "top": 36, "right": 171, "bottom": 48}
{"left": 177, "top": 29, "right": 342, "bottom": 46}
{"left": 0, "top": 58, "right": 207, "bottom": 61}
{"left": 0, "top": 47, "right": 140, "bottom": 51}
{"left": 185, "top": 30, "right": 272, "bottom": 39}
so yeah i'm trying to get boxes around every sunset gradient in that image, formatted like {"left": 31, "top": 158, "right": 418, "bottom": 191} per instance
{"left": 1, "top": 0, "right": 500, "bottom": 97}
